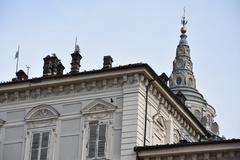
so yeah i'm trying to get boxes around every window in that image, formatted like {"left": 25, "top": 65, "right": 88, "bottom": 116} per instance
{"left": 24, "top": 105, "right": 59, "bottom": 160}
{"left": 188, "top": 78, "right": 193, "bottom": 87}
{"left": 88, "top": 121, "right": 106, "bottom": 159}
{"left": 30, "top": 131, "right": 50, "bottom": 160}
{"left": 176, "top": 77, "right": 182, "bottom": 85}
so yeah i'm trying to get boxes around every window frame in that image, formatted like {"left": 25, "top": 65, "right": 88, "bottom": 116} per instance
{"left": 87, "top": 121, "right": 107, "bottom": 160}
{"left": 30, "top": 130, "right": 51, "bottom": 160}
{"left": 24, "top": 104, "right": 59, "bottom": 160}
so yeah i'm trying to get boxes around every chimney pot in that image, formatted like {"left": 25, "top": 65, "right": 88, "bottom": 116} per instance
{"left": 103, "top": 56, "right": 113, "bottom": 69}
{"left": 15, "top": 70, "right": 28, "bottom": 81}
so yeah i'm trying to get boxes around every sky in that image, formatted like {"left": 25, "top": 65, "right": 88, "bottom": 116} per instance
{"left": 0, "top": 0, "right": 239, "bottom": 138}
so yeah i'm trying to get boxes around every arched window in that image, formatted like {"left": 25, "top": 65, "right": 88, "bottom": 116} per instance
{"left": 176, "top": 77, "right": 182, "bottom": 85}
{"left": 188, "top": 78, "right": 193, "bottom": 87}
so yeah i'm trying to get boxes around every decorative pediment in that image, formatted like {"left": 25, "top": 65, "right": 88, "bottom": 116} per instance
{"left": 81, "top": 98, "right": 117, "bottom": 115}
{"left": 25, "top": 104, "right": 60, "bottom": 122}
{"left": 153, "top": 115, "right": 166, "bottom": 130}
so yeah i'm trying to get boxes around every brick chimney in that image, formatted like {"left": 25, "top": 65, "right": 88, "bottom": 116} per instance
{"left": 176, "top": 91, "right": 186, "bottom": 104}
{"left": 103, "top": 56, "right": 113, "bottom": 69}
{"left": 15, "top": 70, "right": 28, "bottom": 81}
{"left": 158, "top": 73, "right": 169, "bottom": 85}
{"left": 70, "top": 45, "right": 82, "bottom": 74}
{"left": 43, "top": 54, "right": 65, "bottom": 77}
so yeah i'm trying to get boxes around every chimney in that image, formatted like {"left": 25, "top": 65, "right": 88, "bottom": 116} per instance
{"left": 57, "top": 61, "right": 65, "bottom": 75}
{"left": 103, "top": 56, "right": 113, "bottom": 69}
{"left": 176, "top": 91, "right": 186, "bottom": 104}
{"left": 158, "top": 73, "right": 169, "bottom": 85}
{"left": 43, "top": 55, "right": 51, "bottom": 76}
{"left": 16, "top": 70, "right": 28, "bottom": 81}
{"left": 43, "top": 54, "right": 65, "bottom": 77}
{"left": 70, "top": 45, "right": 82, "bottom": 73}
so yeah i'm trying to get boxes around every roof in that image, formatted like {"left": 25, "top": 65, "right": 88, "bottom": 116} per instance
{"left": 134, "top": 139, "right": 240, "bottom": 152}
{"left": 0, "top": 62, "right": 210, "bottom": 137}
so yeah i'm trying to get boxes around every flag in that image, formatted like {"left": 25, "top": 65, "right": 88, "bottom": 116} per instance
{"left": 15, "top": 45, "right": 19, "bottom": 59}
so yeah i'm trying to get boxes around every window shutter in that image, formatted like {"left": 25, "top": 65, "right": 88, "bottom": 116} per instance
{"left": 31, "top": 133, "right": 40, "bottom": 160}
{"left": 88, "top": 123, "right": 97, "bottom": 158}
{"left": 98, "top": 124, "right": 106, "bottom": 157}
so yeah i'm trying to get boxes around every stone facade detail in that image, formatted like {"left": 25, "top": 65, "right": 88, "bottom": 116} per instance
{"left": 0, "top": 63, "right": 210, "bottom": 160}
{"left": 169, "top": 18, "right": 219, "bottom": 135}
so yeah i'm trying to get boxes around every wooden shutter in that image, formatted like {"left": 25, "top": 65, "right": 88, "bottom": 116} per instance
{"left": 31, "top": 133, "right": 40, "bottom": 160}
{"left": 98, "top": 124, "right": 106, "bottom": 157}
{"left": 88, "top": 122, "right": 97, "bottom": 158}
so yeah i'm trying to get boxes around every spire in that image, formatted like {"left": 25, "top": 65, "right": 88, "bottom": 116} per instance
{"left": 70, "top": 36, "right": 82, "bottom": 73}
{"left": 74, "top": 36, "right": 80, "bottom": 52}
{"left": 169, "top": 10, "right": 219, "bottom": 135}
{"left": 169, "top": 9, "right": 195, "bottom": 89}
{"left": 180, "top": 7, "right": 187, "bottom": 34}
{"left": 179, "top": 8, "right": 188, "bottom": 46}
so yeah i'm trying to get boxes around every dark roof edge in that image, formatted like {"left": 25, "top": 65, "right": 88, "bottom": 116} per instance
{"left": 142, "top": 64, "right": 210, "bottom": 137}
{"left": 0, "top": 63, "right": 146, "bottom": 86}
{"left": 0, "top": 62, "right": 209, "bottom": 136}
{"left": 134, "top": 139, "right": 240, "bottom": 152}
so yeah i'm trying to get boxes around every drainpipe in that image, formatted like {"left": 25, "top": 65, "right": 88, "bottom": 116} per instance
{"left": 143, "top": 78, "right": 157, "bottom": 146}
{"left": 143, "top": 84, "right": 150, "bottom": 146}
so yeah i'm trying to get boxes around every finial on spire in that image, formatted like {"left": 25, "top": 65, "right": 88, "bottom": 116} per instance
{"left": 181, "top": 7, "right": 188, "bottom": 34}
{"left": 74, "top": 36, "right": 80, "bottom": 52}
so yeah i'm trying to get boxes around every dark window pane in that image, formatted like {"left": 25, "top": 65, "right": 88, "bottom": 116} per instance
{"left": 41, "top": 132, "right": 49, "bottom": 148}
{"left": 98, "top": 124, "right": 106, "bottom": 140}
{"left": 31, "top": 149, "right": 38, "bottom": 160}
{"left": 88, "top": 141, "right": 96, "bottom": 158}
{"left": 98, "top": 140, "right": 105, "bottom": 157}
{"left": 89, "top": 125, "right": 97, "bottom": 141}
{"left": 98, "top": 124, "right": 106, "bottom": 157}
{"left": 32, "top": 133, "right": 40, "bottom": 149}
{"left": 40, "top": 148, "right": 48, "bottom": 160}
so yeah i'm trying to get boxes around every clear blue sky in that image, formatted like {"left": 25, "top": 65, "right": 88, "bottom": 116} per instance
{"left": 0, "top": 0, "right": 239, "bottom": 138}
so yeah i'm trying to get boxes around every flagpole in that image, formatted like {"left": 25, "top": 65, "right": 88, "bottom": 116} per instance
{"left": 15, "top": 45, "right": 20, "bottom": 73}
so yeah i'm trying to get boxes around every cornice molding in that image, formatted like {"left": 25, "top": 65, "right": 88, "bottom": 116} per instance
{"left": 0, "top": 72, "right": 141, "bottom": 105}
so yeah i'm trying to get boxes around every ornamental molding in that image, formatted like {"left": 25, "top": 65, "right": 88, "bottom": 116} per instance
{"left": 81, "top": 98, "right": 117, "bottom": 115}
{"left": 0, "top": 73, "right": 141, "bottom": 104}
{"left": 154, "top": 115, "right": 166, "bottom": 131}
{"left": 141, "top": 77, "right": 201, "bottom": 140}
{"left": 25, "top": 104, "right": 60, "bottom": 122}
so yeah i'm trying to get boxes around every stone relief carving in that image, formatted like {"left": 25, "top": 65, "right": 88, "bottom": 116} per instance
{"left": 155, "top": 116, "right": 166, "bottom": 131}
{"left": 0, "top": 74, "right": 140, "bottom": 104}
{"left": 81, "top": 98, "right": 117, "bottom": 115}
{"left": 25, "top": 104, "right": 59, "bottom": 122}
{"left": 31, "top": 109, "right": 54, "bottom": 119}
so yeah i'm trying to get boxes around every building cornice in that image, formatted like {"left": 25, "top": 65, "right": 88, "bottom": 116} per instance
{"left": 0, "top": 63, "right": 209, "bottom": 138}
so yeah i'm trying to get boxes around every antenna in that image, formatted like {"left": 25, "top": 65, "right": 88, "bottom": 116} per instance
{"left": 26, "top": 65, "right": 30, "bottom": 77}
{"left": 15, "top": 45, "right": 20, "bottom": 74}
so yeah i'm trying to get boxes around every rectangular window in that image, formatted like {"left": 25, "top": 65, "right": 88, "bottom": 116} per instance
{"left": 88, "top": 122, "right": 106, "bottom": 159}
{"left": 30, "top": 131, "right": 50, "bottom": 160}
